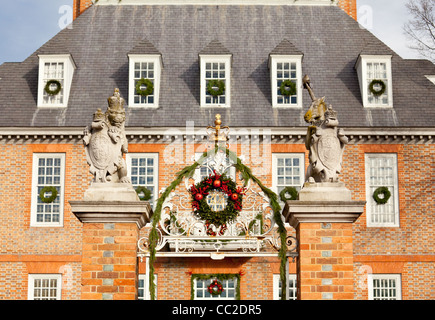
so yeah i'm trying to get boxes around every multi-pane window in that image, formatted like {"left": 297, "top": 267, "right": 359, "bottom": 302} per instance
{"left": 270, "top": 56, "right": 303, "bottom": 108}
{"left": 42, "top": 62, "right": 64, "bottom": 105}
{"left": 365, "top": 154, "right": 399, "bottom": 227}
{"left": 38, "top": 55, "right": 76, "bottom": 107}
{"left": 28, "top": 274, "right": 62, "bottom": 300}
{"left": 133, "top": 62, "right": 155, "bottom": 104}
{"left": 272, "top": 154, "right": 305, "bottom": 199}
{"left": 273, "top": 274, "right": 297, "bottom": 300}
{"left": 127, "top": 154, "right": 158, "bottom": 206}
{"left": 200, "top": 56, "right": 231, "bottom": 107}
{"left": 31, "top": 154, "right": 65, "bottom": 227}
{"left": 128, "top": 55, "right": 162, "bottom": 108}
{"left": 138, "top": 273, "right": 157, "bottom": 300}
{"left": 368, "top": 274, "right": 401, "bottom": 300}
{"left": 276, "top": 62, "right": 298, "bottom": 105}
{"left": 367, "top": 62, "right": 389, "bottom": 105}
{"left": 356, "top": 55, "right": 393, "bottom": 107}
{"left": 194, "top": 277, "right": 237, "bottom": 300}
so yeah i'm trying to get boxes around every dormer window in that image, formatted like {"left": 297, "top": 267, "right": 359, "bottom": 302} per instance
{"left": 128, "top": 39, "right": 163, "bottom": 108}
{"left": 38, "top": 55, "right": 76, "bottom": 107}
{"left": 269, "top": 40, "right": 303, "bottom": 108}
{"left": 356, "top": 55, "right": 393, "bottom": 107}
{"left": 199, "top": 40, "right": 232, "bottom": 108}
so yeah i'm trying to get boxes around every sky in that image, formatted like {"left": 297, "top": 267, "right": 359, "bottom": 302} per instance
{"left": 0, "top": 0, "right": 423, "bottom": 65}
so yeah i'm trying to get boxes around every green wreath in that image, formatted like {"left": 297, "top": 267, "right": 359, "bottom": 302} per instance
{"left": 279, "top": 187, "right": 298, "bottom": 202}
{"left": 280, "top": 80, "right": 297, "bottom": 96}
{"left": 189, "top": 172, "right": 245, "bottom": 227}
{"left": 39, "top": 186, "right": 58, "bottom": 203}
{"left": 208, "top": 280, "right": 224, "bottom": 296}
{"left": 135, "top": 78, "right": 154, "bottom": 97}
{"left": 373, "top": 186, "right": 391, "bottom": 204}
{"left": 368, "top": 79, "right": 386, "bottom": 97}
{"left": 207, "top": 79, "right": 225, "bottom": 97}
{"left": 135, "top": 186, "right": 152, "bottom": 201}
{"left": 44, "top": 80, "right": 62, "bottom": 96}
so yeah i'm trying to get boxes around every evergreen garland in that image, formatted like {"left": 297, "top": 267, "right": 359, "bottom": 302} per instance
{"left": 279, "top": 80, "right": 297, "bottom": 96}
{"left": 39, "top": 186, "right": 58, "bottom": 203}
{"left": 207, "top": 79, "right": 225, "bottom": 96}
{"left": 135, "top": 78, "right": 154, "bottom": 97}
{"left": 279, "top": 187, "right": 298, "bottom": 202}
{"left": 190, "top": 273, "right": 241, "bottom": 300}
{"left": 135, "top": 186, "right": 152, "bottom": 201}
{"left": 148, "top": 146, "right": 289, "bottom": 300}
{"left": 373, "top": 186, "right": 391, "bottom": 204}
{"left": 44, "top": 80, "right": 62, "bottom": 96}
{"left": 368, "top": 79, "right": 386, "bottom": 97}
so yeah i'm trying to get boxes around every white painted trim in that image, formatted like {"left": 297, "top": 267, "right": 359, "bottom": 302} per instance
{"left": 271, "top": 153, "right": 305, "bottom": 195}
{"left": 199, "top": 55, "right": 232, "bottom": 108}
{"left": 128, "top": 55, "right": 162, "bottom": 108}
{"left": 269, "top": 55, "right": 303, "bottom": 108}
{"left": 28, "top": 274, "right": 62, "bottom": 300}
{"left": 364, "top": 153, "right": 400, "bottom": 228}
{"left": 30, "top": 153, "right": 66, "bottom": 227}
{"left": 368, "top": 274, "right": 402, "bottom": 300}
{"left": 37, "top": 55, "right": 76, "bottom": 108}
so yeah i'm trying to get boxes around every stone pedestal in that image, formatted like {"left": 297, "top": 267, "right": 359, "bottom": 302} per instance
{"left": 70, "top": 183, "right": 152, "bottom": 300}
{"left": 283, "top": 182, "right": 365, "bottom": 300}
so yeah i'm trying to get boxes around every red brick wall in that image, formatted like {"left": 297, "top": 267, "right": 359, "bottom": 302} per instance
{"left": 73, "top": 0, "right": 93, "bottom": 20}
{"left": 338, "top": 0, "right": 357, "bottom": 20}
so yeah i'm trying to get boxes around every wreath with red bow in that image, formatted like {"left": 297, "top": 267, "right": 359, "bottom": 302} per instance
{"left": 208, "top": 280, "right": 224, "bottom": 296}
{"left": 189, "top": 171, "right": 246, "bottom": 229}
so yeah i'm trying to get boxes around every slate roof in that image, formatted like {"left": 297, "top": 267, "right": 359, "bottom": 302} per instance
{"left": 0, "top": 4, "right": 434, "bottom": 128}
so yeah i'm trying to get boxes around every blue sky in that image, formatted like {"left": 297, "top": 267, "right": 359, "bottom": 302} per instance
{"left": 0, "top": 0, "right": 421, "bottom": 65}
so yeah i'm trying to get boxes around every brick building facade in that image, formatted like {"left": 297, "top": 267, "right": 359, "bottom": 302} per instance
{"left": 0, "top": 0, "right": 434, "bottom": 300}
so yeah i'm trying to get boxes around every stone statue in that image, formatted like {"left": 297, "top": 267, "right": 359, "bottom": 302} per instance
{"left": 83, "top": 88, "right": 131, "bottom": 184}
{"left": 303, "top": 75, "right": 348, "bottom": 183}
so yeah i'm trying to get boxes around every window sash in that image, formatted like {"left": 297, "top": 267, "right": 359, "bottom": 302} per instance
{"left": 273, "top": 274, "right": 297, "bottom": 300}
{"left": 28, "top": 274, "right": 62, "bottom": 300}
{"left": 272, "top": 153, "right": 305, "bottom": 197}
{"left": 366, "top": 62, "right": 389, "bottom": 105}
{"left": 31, "top": 154, "right": 65, "bottom": 227}
{"left": 127, "top": 153, "right": 159, "bottom": 206}
{"left": 368, "top": 274, "right": 401, "bottom": 300}
{"left": 200, "top": 55, "right": 231, "bottom": 107}
{"left": 365, "top": 154, "right": 399, "bottom": 227}
{"left": 133, "top": 62, "right": 155, "bottom": 105}
{"left": 193, "top": 277, "right": 237, "bottom": 300}
{"left": 42, "top": 62, "right": 65, "bottom": 105}
{"left": 276, "top": 62, "right": 298, "bottom": 105}
{"left": 205, "top": 62, "right": 226, "bottom": 105}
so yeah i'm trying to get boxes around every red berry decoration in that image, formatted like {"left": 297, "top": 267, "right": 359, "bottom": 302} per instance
{"left": 213, "top": 180, "right": 221, "bottom": 188}
{"left": 195, "top": 193, "right": 203, "bottom": 201}
{"left": 230, "top": 193, "right": 238, "bottom": 201}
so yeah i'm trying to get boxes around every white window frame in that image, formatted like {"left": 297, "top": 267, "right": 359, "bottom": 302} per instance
{"left": 272, "top": 153, "right": 305, "bottom": 199}
{"left": 273, "top": 274, "right": 297, "bottom": 300}
{"left": 138, "top": 271, "right": 157, "bottom": 300}
{"left": 368, "top": 274, "right": 402, "bottom": 300}
{"left": 37, "top": 54, "right": 76, "bottom": 108}
{"left": 193, "top": 276, "right": 237, "bottom": 300}
{"left": 365, "top": 153, "right": 399, "bottom": 228}
{"left": 30, "top": 153, "right": 66, "bottom": 227}
{"left": 128, "top": 55, "right": 162, "bottom": 108}
{"left": 126, "top": 153, "right": 159, "bottom": 207}
{"left": 356, "top": 55, "right": 393, "bottom": 108}
{"left": 199, "top": 55, "right": 232, "bottom": 108}
{"left": 269, "top": 55, "right": 303, "bottom": 108}
{"left": 28, "top": 274, "right": 62, "bottom": 300}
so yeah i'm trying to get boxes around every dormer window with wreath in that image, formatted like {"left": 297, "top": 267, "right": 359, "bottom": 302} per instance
{"left": 38, "top": 54, "right": 76, "bottom": 108}
{"left": 199, "top": 40, "right": 232, "bottom": 108}
{"left": 269, "top": 39, "right": 303, "bottom": 108}
{"left": 356, "top": 54, "right": 393, "bottom": 108}
{"left": 128, "top": 39, "right": 163, "bottom": 108}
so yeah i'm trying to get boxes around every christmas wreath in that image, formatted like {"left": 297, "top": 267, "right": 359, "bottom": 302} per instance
{"left": 207, "top": 79, "right": 225, "bottom": 97}
{"left": 44, "top": 80, "right": 62, "bottom": 96}
{"left": 368, "top": 79, "right": 386, "bottom": 97}
{"left": 208, "top": 280, "right": 224, "bottom": 296}
{"left": 135, "top": 186, "right": 152, "bottom": 201}
{"left": 135, "top": 78, "right": 154, "bottom": 97}
{"left": 280, "top": 80, "right": 297, "bottom": 96}
{"left": 39, "top": 186, "right": 58, "bottom": 203}
{"left": 279, "top": 187, "right": 298, "bottom": 202}
{"left": 189, "top": 171, "right": 245, "bottom": 228}
{"left": 373, "top": 186, "right": 391, "bottom": 204}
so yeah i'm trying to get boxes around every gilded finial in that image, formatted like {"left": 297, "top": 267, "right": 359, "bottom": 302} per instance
{"left": 207, "top": 114, "right": 229, "bottom": 146}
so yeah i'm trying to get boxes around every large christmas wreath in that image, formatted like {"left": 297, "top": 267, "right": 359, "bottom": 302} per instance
{"left": 39, "top": 186, "right": 58, "bottom": 203}
{"left": 189, "top": 171, "right": 245, "bottom": 228}
{"left": 135, "top": 78, "right": 154, "bottom": 97}
{"left": 135, "top": 186, "right": 152, "bottom": 201}
{"left": 280, "top": 80, "right": 297, "bottom": 96}
{"left": 279, "top": 187, "right": 298, "bottom": 202}
{"left": 373, "top": 186, "right": 391, "bottom": 204}
{"left": 368, "top": 79, "right": 386, "bottom": 97}
{"left": 44, "top": 80, "right": 62, "bottom": 96}
{"left": 207, "top": 79, "right": 225, "bottom": 97}
{"left": 208, "top": 280, "right": 224, "bottom": 296}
